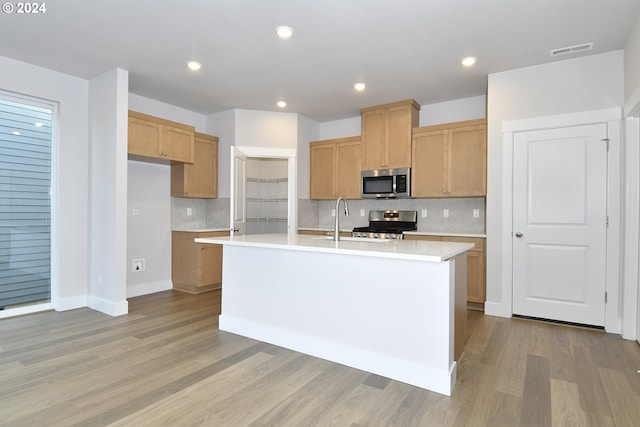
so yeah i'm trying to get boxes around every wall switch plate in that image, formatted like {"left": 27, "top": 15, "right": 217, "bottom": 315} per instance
{"left": 360, "top": 209, "right": 365, "bottom": 217}
{"left": 421, "top": 209, "right": 428, "bottom": 217}
{"left": 132, "top": 259, "right": 145, "bottom": 272}
{"left": 473, "top": 208, "right": 480, "bottom": 218}
{"left": 443, "top": 209, "right": 449, "bottom": 218}
{"left": 186, "top": 207, "right": 192, "bottom": 216}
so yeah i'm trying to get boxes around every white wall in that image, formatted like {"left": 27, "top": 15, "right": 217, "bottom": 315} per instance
{"left": 624, "top": 14, "right": 640, "bottom": 106}
{"left": 235, "top": 109, "right": 298, "bottom": 149}
{"left": 207, "top": 109, "right": 236, "bottom": 199}
{"left": 0, "top": 55, "right": 90, "bottom": 311}
{"left": 88, "top": 68, "right": 129, "bottom": 316}
{"left": 297, "top": 115, "right": 319, "bottom": 200}
{"left": 486, "top": 51, "right": 624, "bottom": 322}
{"left": 318, "top": 116, "right": 360, "bottom": 140}
{"left": 129, "top": 94, "right": 207, "bottom": 132}
{"left": 126, "top": 161, "right": 172, "bottom": 297}
{"left": 418, "top": 96, "right": 486, "bottom": 126}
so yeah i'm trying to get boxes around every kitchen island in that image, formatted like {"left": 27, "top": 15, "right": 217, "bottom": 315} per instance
{"left": 195, "top": 233, "right": 473, "bottom": 396}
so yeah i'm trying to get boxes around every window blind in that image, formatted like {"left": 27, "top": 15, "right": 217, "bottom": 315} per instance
{"left": 0, "top": 98, "right": 52, "bottom": 309}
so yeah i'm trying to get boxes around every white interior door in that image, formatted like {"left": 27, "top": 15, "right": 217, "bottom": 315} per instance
{"left": 512, "top": 124, "right": 608, "bottom": 326}
{"left": 230, "top": 147, "right": 247, "bottom": 236}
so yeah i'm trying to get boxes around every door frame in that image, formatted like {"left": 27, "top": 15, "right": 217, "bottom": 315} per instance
{"left": 499, "top": 108, "right": 622, "bottom": 333}
{"left": 623, "top": 88, "right": 640, "bottom": 341}
{"left": 229, "top": 146, "right": 297, "bottom": 236}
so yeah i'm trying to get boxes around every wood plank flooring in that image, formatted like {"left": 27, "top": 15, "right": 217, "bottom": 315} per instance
{"left": 1, "top": 290, "right": 639, "bottom": 426}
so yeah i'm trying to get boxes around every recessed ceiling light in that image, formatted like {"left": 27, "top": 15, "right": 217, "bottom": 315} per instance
{"left": 277, "top": 100, "right": 287, "bottom": 108}
{"left": 187, "top": 61, "right": 202, "bottom": 71}
{"left": 461, "top": 57, "right": 477, "bottom": 67}
{"left": 12, "top": 131, "right": 20, "bottom": 135}
{"left": 34, "top": 122, "right": 43, "bottom": 127}
{"left": 275, "top": 26, "right": 293, "bottom": 39}
{"left": 354, "top": 82, "right": 366, "bottom": 92}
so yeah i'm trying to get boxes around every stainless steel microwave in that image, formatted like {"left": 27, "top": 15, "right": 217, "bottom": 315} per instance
{"left": 361, "top": 167, "right": 411, "bottom": 199}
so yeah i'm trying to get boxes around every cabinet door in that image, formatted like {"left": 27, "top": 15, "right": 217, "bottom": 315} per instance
{"left": 198, "top": 244, "right": 222, "bottom": 287}
{"left": 310, "top": 142, "right": 337, "bottom": 199}
{"left": 336, "top": 140, "right": 362, "bottom": 199}
{"left": 171, "top": 134, "right": 218, "bottom": 198}
{"left": 443, "top": 237, "right": 485, "bottom": 305}
{"left": 386, "top": 105, "right": 414, "bottom": 168}
{"left": 361, "top": 109, "right": 386, "bottom": 169}
{"left": 465, "top": 250, "right": 485, "bottom": 303}
{"left": 448, "top": 124, "right": 487, "bottom": 197}
{"left": 128, "top": 117, "right": 162, "bottom": 157}
{"left": 163, "top": 125, "right": 194, "bottom": 163}
{"left": 411, "top": 130, "right": 448, "bottom": 197}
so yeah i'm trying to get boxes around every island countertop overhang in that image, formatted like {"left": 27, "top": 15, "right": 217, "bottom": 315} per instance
{"left": 195, "top": 233, "right": 473, "bottom": 262}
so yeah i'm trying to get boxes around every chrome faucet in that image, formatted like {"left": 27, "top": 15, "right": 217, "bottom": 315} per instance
{"left": 334, "top": 196, "right": 350, "bottom": 242}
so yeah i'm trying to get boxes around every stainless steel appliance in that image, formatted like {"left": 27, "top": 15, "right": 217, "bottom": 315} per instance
{"left": 352, "top": 210, "right": 417, "bottom": 240}
{"left": 361, "top": 167, "right": 411, "bottom": 199}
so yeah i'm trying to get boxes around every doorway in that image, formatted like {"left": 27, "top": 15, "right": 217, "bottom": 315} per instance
{"left": 230, "top": 146, "right": 297, "bottom": 236}
{"left": 512, "top": 123, "right": 608, "bottom": 326}
{"left": 246, "top": 158, "right": 288, "bottom": 234}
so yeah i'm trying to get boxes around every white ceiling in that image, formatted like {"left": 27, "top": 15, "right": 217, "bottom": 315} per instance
{"left": 1, "top": 0, "right": 639, "bottom": 122}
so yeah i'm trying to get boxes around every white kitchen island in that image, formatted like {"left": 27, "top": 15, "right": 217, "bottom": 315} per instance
{"left": 195, "top": 233, "right": 473, "bottom": 396}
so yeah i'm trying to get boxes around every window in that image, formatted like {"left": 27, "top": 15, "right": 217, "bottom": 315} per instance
{"left": 0, "top": 96, "right": 53, "bottom": 309}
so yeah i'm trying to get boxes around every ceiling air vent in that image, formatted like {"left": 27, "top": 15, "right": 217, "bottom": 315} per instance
{"left": 550, "top": 42, "right": 594, "bottom": 57}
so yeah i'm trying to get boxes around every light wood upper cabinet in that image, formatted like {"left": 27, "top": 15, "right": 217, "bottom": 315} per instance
{"left": 412, "top": 119, "right": 487, "bottom": 197}
{"left": 310, "top": 136, "right": 361, "bottom": 200}
{"left": 171, "top": 132, "right": 218, "bottom": 198}
{"left": 128, "top": 110, "right": 195, "bottom": 163}
{"left": 361, "top": 99, "right": 420, "bottom": 170}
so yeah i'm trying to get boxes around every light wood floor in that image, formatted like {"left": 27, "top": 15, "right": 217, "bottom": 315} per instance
{"left": 1, "top": 290, "right": 639, "bottom": 426}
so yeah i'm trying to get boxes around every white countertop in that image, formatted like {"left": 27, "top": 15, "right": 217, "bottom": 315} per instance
{"left": 404, "top": 231, "right": 487, "bottom": 238}
{"left": 172, "top": 228, "right": 229, "bottom": 233}
{"left": 196, "top": 233, "right": 474, "bottom": 262}
{"left": 298, "top": 227, "right": 486, "bottom": 238}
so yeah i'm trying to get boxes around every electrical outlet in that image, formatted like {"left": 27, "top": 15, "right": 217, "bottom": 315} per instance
{"left": 331, "top": 209, "right": 336, "bottom": 217}
{"left": 421, "top": 208, "right": 428, "bottom": 217}
{"left": 443, "top": 209, "right": 449, "bottom": 218}
{"left": 132, "top": 259, "right": 145, "bottom": 272}
{"left": 186, "top": 207, "right": 192, "bottom": 216}
{"left": 360, "top": 209, "right": 365, "bottom": 217}
{"left": 473, "top": 208, "right": 480, "bottom": 218}
{"left": 132, "top": 206, "right": 140, "bottom": 216}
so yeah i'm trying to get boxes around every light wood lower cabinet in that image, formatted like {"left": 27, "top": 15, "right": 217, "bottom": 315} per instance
{"left": 404, "top": 234, "right": 485, "bottom": 309}
{"left": 172, "top": 230, "right": 228, "bottom": 294}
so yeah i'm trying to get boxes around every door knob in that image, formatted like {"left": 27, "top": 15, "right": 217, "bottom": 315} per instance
{"left": 515, "top": 231, "right": 523, "bottom": 238}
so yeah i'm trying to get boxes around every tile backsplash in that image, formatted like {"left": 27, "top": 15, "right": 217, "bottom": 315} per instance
{"left": 306, "top": 197, "right": 485, "bottom": 234}
{"left": 171, "top": 197, "right": 230, "bottom": 229}
{"left": 172, "top": 197, "right": 485, "bottom": 234}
